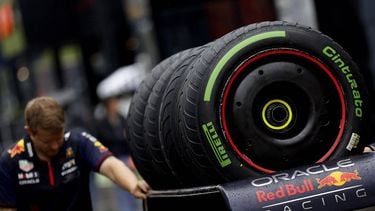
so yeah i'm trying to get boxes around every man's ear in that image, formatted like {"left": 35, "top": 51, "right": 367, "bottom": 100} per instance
{"left": 24, "top": 125, "right": 34, "bottom": 137}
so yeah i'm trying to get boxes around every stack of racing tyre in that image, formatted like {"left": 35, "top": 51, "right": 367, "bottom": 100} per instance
{"left": 127, "top": 21, "right": 370, "bottom": 190}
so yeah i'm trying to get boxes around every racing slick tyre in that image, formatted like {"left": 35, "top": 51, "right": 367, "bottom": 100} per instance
{"left": 176, "top": 21, "right": 370, "bottom": 185}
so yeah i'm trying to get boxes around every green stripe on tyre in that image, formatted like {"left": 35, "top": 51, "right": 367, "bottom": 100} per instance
{"left": 203, "top": 31, "right": 286, "bottom": 102}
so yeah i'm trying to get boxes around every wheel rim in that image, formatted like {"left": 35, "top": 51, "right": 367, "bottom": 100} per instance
{"left": 221, "top": 49, "right": 346, "bottom": 173}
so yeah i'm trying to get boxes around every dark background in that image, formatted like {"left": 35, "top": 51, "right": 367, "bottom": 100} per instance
{"left": 1, "top": 0, "right": 375, "bottom": 160}
{"left": 1, "top": 0, "right": 375, "bottom": 155}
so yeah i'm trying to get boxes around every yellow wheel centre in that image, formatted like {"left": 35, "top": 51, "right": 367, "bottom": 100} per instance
{"left": 262, "top": 99, "right": 293, "bottom": 131}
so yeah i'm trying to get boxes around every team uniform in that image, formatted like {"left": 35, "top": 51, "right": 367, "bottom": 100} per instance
{"left": 0, "top": 130, "right": 112, "bottom": 210}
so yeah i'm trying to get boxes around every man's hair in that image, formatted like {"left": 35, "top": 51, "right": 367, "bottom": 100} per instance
{"left": 25, "top": 96, "right": 65, "bottom": 133}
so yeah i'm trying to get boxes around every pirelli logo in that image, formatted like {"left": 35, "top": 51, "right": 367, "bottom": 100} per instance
{"left": 202, "top": 121, "right": 231, "bottom": 167}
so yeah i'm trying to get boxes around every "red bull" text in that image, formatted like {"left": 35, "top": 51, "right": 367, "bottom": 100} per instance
{"left": 256, "top": 179, "right": 314, "bottom": 202}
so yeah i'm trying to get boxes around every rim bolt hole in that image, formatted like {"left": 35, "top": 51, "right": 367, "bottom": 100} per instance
{"left": 236, "top": 102, "right": 242, "bottom": 107}
{"left": 323, "top": 97, "right": 330, "bottom": 104}
{"left": 321, "top": 119, "right": 330, "bottom": 126}
{"left": 258, "top": 70, "right": 264, "bottom": 75}
{"left": 297, "top": 68, "right": 302, "bottom": 74}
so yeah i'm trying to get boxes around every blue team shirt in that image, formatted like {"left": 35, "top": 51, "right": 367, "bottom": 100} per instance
{"left": 0, "top": 130, "right": 112, "bottom": 210}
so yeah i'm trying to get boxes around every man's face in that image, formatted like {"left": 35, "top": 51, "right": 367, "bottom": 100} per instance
{"left": 29, "top": 128, "right": 65, "bottom": 160}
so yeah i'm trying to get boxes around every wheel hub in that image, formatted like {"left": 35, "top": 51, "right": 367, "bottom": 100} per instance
{"left": 262, "top": 99, "right": 293, "bottom": 131}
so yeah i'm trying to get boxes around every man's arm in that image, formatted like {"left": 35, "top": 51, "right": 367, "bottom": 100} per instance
{"left": 99, "top": 156, "right": 150, "bottom": 199}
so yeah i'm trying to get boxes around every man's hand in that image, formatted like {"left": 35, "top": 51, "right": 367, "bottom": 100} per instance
{"left": 99, "top": 156, "right": 151, "bottom": 199}
{"left": 130, "top": 180, "right": 151, "bottom": 199}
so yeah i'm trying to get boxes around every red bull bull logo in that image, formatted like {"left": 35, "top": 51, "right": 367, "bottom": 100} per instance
{"left": 66, "top": 147, "right": 74, "bottom": 157}
{"left": 316, "top": 170, "right": 361, "bottom": 189}
{"left": 8, "top": 139, "right": 25, "bottom": 158}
